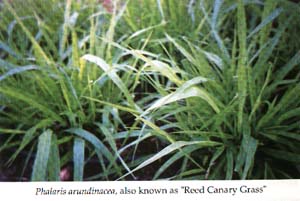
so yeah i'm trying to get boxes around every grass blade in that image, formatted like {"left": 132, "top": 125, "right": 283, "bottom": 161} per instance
{"left": 81, "top": 54, "right": 136, "bottom": 108}
{"left": 262, "top": 149, "right": 300, "bottom": 163}
{"left": 0, "top": 87, "right": 65, "bottom": 123}
{"left": 242, "top": 136, "right": 258, "bottom": 179}
{"left": 73, "top": 137, "right": 85, "bottom": 181}
{"left": 48, "top": 134, "right": 61, "bottom": 181}
{"left": 153, "top": 145, "right": 201, "bottom": 179}
{"left": 143, "top": 77, "right": 220, "bottom": 115}
{"left": 66, "top": 128, "right": 112, "bottom": 162}
{"left": 3, "top": 0, "right": 51, "bottom": 65}
{"left": 83, "top": 96, "right": 139, "bottom": 114}
{"left": 259, "top": 0, "right": 278, "bottom": 46}
{"left": 273, "top": 51, "right": 300, "bottom": 82}
{"left": 237, "top": 0, "right": 248, "bottom": 133}
{"left": 212, "top": 0, "right": 223, "bottom": 30}
{"left": 0, "top": 41, "right": 21, "bottom": 58}
{"left": 210, "top": 0, "right": 230, "bottom": 59}
{"left": 97, "top": 124, "right": 135, "bottom": 179}
{"left": 165, "top": 33, "right": 198, "bottom": 67}
{"left": 59, "top": 0, "right": 72, "bottom": 57}
{"left": 0, "top": 59, "right": 18, "bottom": 70}
{"left": 247, "top": 8, "right": 283, "bottom": 39}
{"left": 234, "top": 135, "right": 258, "bottom": 179}
{"left": 206, "top": 146, "right": 225, "bottom": 179}
{"left": 156, "top": 0, "right": 165, "bottom": 21}
{"left": 0, "top": 65, "right": 39, "bottom": 82}
{"left": 6, "top": 119, "right": 54, "bottom": 165}
{"left": 226, "top": 149, "right": 234, "bottom": 180}
{"left": 31, "top": 130, "right": 52, "bottom": 181}
{"left": 143, "top": 60, "right": 182, "bottom": 85}
{"left": 119, "top": 140, "right": 220, "bottom": 180}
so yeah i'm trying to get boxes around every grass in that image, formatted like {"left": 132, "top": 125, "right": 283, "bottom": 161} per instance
{"left": 0, "top": 0, "right": 299, "bottom": 181}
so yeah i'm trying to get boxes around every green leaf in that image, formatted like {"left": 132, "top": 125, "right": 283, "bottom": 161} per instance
{"left": 261, "top": 134, "right": 298, "bottom": 147}
{"left": 31, "top": 130, "right": 52, "bottom": 181}
{"left": 83, "top": 96, "right": 139, "bottom": 115}
{"left": 165, "top": 33, "right": 198, "bottom": 67}
{"left": 234, "top": 135, "right": 258, "bottom": 179}
{"left": 97, "top": 124, "right": 134, "bottom": 178}
{"left": 142, "top": 60, "right": 182, "bottom": 85}
{"left": 129, "top": 22, "right": 165, "bottom": 39}
{"left": 211, "top": 0, "right": 223, "bottom": 30}
{"left": 242, "top": 137, "right": 258, "bottom": 179}
{"left": 71, "top": 29, "right": 80, "bottom": 68}
{"left": 274, "top": 51, "right": 300, "bottom": 82}
{"left": 210, "top": 0, "right": 230, "bottom": 59}
{"left": 247, "top": 8, "right": 283, "bottom": 39}
{"left": 59, "top": 0, "right": 72, "bottom": 57}
{"left": 3, "top": 0, "right": 51, "bottom": 65}
{"left": 206, "top": 146, "right": 225, "bottom": 179}
{"left": 118, "top": 132, "right": 153, "bottom": 154}
{"left": 134, "top": 115, "right": 175, "bottom": 143}
{"left": 66, "top": 128, "right": 112, "bottom": 162}
{"left": 259, "top": 0, "right": 278, "bottom": 46}
{"left": 143, "top": 77, "right": 220, "bottom": 115}
{"left": 153, "top": 145, "right": 202, "bottom": 179}
{"left": 119, "top": 140, "right": 220, "bottom": 180}
{"left": 226, "top": 149, "right": 234, "bottom": 180}
{"left": 48, "top": 134, "right": 61, "bottom": 181}
{"left": 0, "top": 87, "right": 64, "bottom": 123}
{"left": 258, "top": 84, "right": 300, "bottom": 129}
{"left": 174, "top": 169, "right": 205, "bottom": 180}
{"left": 0, "top": 58, "right": 18, "bottom": 70}
{"left": 7, "top": 119, "right": 54, "bottom": 165}
{"left": 0, "top": 65, "right": 39, "bottom": 82}
{"left": 254, "top": 15, "right": 292, "bottom": 77}
{"left": 73, "top": 137, "right": 85, "bottom": 181}
{"left": 0, "top": 128, "right": 25, "bottom": 134}
{"left": 237, "top": 0, "right": 248, "bottom": 133}
{"left": 262, "top": 149, "right": 300, "bottom": 163}
{"left": 261, "top": 131, "right": 300, "bottom": 142}
{"left": 156, "top": 0, "right": 165, "bottom": 21}
{"left": 276, "top": 108, "right": 300, "bottom": 125}
{"left": 66, "top": 128, "right": 122, "bottom": 177}
{"left": 0, "top": 41, "right": 21, "bottom": 58}
{"left": 81, "top": 54, "right": 136, "bottom": 108}
{"left": 249, "top": 65, "right": 272, "bottom": 120}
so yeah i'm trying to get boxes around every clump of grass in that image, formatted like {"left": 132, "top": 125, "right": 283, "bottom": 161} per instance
{"left": 134, "top": 0, "right": 300, "bottom": 179}
{"left": 0, "top": 0, "right": 141, "bottom": 181}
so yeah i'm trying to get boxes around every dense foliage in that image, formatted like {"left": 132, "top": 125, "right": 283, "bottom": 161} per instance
{"left": 0, "top": 0, "right": 299, "bottom": 181}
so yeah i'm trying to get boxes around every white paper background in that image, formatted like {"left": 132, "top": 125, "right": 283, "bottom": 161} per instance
{"left": 1, "top": 180, "right": 299, "bottom": 201}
